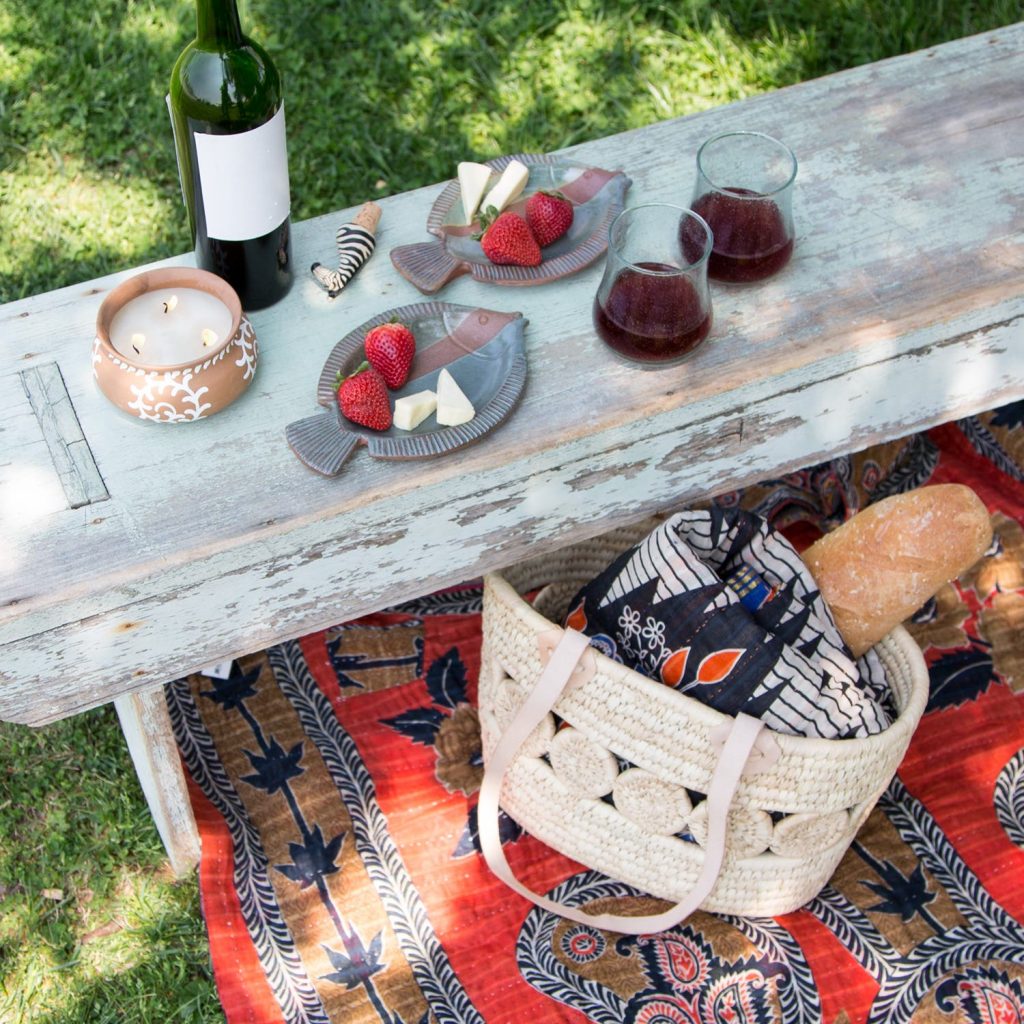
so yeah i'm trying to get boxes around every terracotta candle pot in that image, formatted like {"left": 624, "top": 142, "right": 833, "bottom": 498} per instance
{"left": 93, "top": 267, "right": 259, "bottom": 422}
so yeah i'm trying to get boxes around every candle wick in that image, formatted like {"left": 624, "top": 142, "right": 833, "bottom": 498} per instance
{"left": 162, "top": 295, "right": 178, "bottom": 314}
{"left": 131, "top": 332, "right": 146, "bottom": 355}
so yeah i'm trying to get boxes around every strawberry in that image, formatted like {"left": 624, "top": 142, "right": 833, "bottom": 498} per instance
{"left": 364, "top": 320, "right": 416, "bottom": 389}
{"left": 525, "top": 190, "right": 574, "bottom": 247}
{"left": 336, "top": 361, "right": 392, "bottom": 431}
{"left": 479, "top": 210, "right": 542, "bottom": 267}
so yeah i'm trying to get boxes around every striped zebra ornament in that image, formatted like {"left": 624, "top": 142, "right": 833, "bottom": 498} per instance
{"left": 311, "top": 201, "right": 381, "bottom": 298}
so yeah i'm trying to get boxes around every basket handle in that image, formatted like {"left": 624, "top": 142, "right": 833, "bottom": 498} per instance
{"left": 478, "top": 628, "right": 766, "bottom": 935}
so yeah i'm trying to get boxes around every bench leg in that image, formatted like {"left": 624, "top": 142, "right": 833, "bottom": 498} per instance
{"left": 114, "top": 686, "right": 201, "bottom": 877}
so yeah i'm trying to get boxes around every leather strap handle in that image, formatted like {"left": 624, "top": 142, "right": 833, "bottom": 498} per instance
{"left": 479, "top": 628, "right": 766, "bottom": 935}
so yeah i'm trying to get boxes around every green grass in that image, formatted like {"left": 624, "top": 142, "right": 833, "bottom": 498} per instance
{"left": 1, "top": 1, "right": 1020, "bottom": 1020}
{"left": 0, "top": 708, "right": 221, "bottom": 1023}
{"left": 1, "top": 0, "right": 1019, "bottom": 302}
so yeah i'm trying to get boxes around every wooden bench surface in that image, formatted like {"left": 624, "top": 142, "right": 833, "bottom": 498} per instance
{"left": 2, "top": 26, "right": 1022, "bottom": 726}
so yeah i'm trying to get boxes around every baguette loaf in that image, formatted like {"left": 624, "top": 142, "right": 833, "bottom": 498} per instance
{"left": 802, "top": 484, "right": 992, "bottom": 657}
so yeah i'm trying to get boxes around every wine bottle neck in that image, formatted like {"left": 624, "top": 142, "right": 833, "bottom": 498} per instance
{"left": 195, "top": 0, "right": 244, "bottom": 47}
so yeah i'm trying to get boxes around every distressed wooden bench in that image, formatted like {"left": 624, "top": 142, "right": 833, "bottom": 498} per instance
{"left": 2, "top": 26, "right": 1022, "bottom": 875}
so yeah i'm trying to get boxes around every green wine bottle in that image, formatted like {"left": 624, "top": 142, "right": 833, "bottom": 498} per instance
{"left": 168, "top": 0, "right": 292, "bottom": 310}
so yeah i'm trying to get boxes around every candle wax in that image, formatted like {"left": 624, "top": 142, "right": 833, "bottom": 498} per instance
{"left": 109, "top": 287, "right": 234, "bottom": 366}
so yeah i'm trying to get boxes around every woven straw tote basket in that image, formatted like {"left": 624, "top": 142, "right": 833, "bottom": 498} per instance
{"left": 477, "top": 522, "right": 930, "bottom": 932}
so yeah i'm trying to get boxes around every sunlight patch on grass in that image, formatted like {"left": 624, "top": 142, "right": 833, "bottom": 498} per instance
{"left": 465, "top": 8, "right": 810, "bottom": 156}
{"left": 0, "top": 155, "right": 185, "bottom": 301}
{"left": 121, "top": 2, "right": 183, "bottom": 47}
{"left": 73, "top": 868, "right": 173, "bottom": 976}
{"left": 1, "top": 932, "right": 74, "bottom": 1023}
{"left": 0, "top": 43, "right": 27, "bottom": 92}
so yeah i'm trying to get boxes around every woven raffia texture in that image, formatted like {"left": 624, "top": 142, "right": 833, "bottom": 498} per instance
{"left": 479, "top": 527, "right": 930, "bottom": 916}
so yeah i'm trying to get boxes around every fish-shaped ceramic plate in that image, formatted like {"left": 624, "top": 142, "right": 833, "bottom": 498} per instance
{"left": 390, "top": 153, "right": 632, "bottom": 294}
{"left": 286, "top": 302, "right": 528, "bottom": 476}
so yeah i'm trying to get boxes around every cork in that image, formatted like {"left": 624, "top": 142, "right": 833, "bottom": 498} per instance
{"left": 352, "top": 201, "right": 382, "bottom": 235}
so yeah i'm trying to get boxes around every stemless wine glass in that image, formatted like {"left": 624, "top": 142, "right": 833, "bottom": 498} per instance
{"left": 690, "top": 131, "right": 797, "bottom": 283}
{"left": 593, "top": 204, "right": 714, "bottom": 368}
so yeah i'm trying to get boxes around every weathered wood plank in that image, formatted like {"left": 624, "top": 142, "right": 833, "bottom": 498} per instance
{"left": 2, "top": 298, "right": 1019, "bottom": 724}
{"left": 19, "top": 362, "right": 108, "bottom": 508}
{"left": 114, "top": 686, "right": 200, "bottom": 876}
{"left": 1, "top": 27, "right": 1022, "bottom": 725}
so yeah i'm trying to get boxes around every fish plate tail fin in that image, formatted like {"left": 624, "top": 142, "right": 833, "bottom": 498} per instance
{"left": 286, "top": 412, "right": 360, "bottom": 476}
{"left": 390, "top": 241, "right": 465, "bottom": 294}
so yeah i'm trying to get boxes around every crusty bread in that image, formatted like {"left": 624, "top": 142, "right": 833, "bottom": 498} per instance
{"left": 802, "top": 484, "right": 992, "bottom": 657}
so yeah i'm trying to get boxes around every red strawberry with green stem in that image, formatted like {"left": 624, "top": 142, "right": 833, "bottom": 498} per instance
{"left": 364, "top": 321, "right": 415, "bottom": 389}
{"left": 336, "top": 361, "right": 392, "bottom": 431}
{"left": 479, "top": 210, "right": 542, "bottom": 267}
{"left": 525, "top": 190, "right": 574, "bottom": 247}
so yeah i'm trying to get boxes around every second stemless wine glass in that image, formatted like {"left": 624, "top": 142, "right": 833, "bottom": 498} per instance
{"left": 593, "top": 204, "right": 713, "bottom": 368}
{"left": 691, "top": 131, "right": 797, "bottom": 283}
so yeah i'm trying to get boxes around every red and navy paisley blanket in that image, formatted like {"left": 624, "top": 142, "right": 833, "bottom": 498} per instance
{"left": 170, "top": 403, "right": 1024, "bottom": 1024}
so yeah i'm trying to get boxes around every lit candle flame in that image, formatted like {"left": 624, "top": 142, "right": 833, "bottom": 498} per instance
{"left": 131, "top": 332, "right": 146, "bottom": 354}
{"left": 201, "top": 328, "right": 218, "bottom": 347}
{"left": 162, "top": 295, "right": 178, "bottom": 314}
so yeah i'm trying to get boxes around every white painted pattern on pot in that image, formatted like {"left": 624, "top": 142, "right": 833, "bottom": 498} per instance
{"left": 91, "top": 316, "right": 258, "bottom": 422}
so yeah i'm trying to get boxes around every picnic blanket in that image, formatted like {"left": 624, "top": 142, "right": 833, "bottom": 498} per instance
{"left": 169, "top": 402, "right": 1024, "bottom": 1024}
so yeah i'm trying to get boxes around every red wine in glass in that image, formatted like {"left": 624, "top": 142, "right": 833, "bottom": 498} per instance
{"left": 690, "top": 188, "right": 793, "bottom": 283}
{"left": 594, "top": 262, "right": 712, "bottom": 363}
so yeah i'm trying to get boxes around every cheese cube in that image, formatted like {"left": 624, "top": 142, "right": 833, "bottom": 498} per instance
{"left": 393, "top": 389, "right": 437, "bottom": 431}
{"left": 435, "top": 369, "right": 475, "bottom": 427}
{"left": 457, "top": 161, "right": 493, "bottom": 225}
{"left": 479, "top": 159, "right": 529, "bottom": 218}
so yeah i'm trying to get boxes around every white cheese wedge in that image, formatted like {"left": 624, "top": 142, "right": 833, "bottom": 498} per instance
{"left": 435, "top": 368, "right": 475, "bottom": 427}
{"left": 393, "top": 390, "right": 437, "bottom": 431}
{"left": 479, "top": 159, "right": 529, "bottom": 218}
{"left": 457, "top": 161, "right": 493, "bottom": 225}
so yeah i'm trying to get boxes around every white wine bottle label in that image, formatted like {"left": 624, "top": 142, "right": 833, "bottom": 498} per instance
{"left": 193, "top": 105, "right": 290, "bottom": 241}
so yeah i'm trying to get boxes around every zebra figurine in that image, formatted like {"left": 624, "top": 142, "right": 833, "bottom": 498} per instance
{"left": 310, "top": 201, "right": 381, "bottom": 298}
